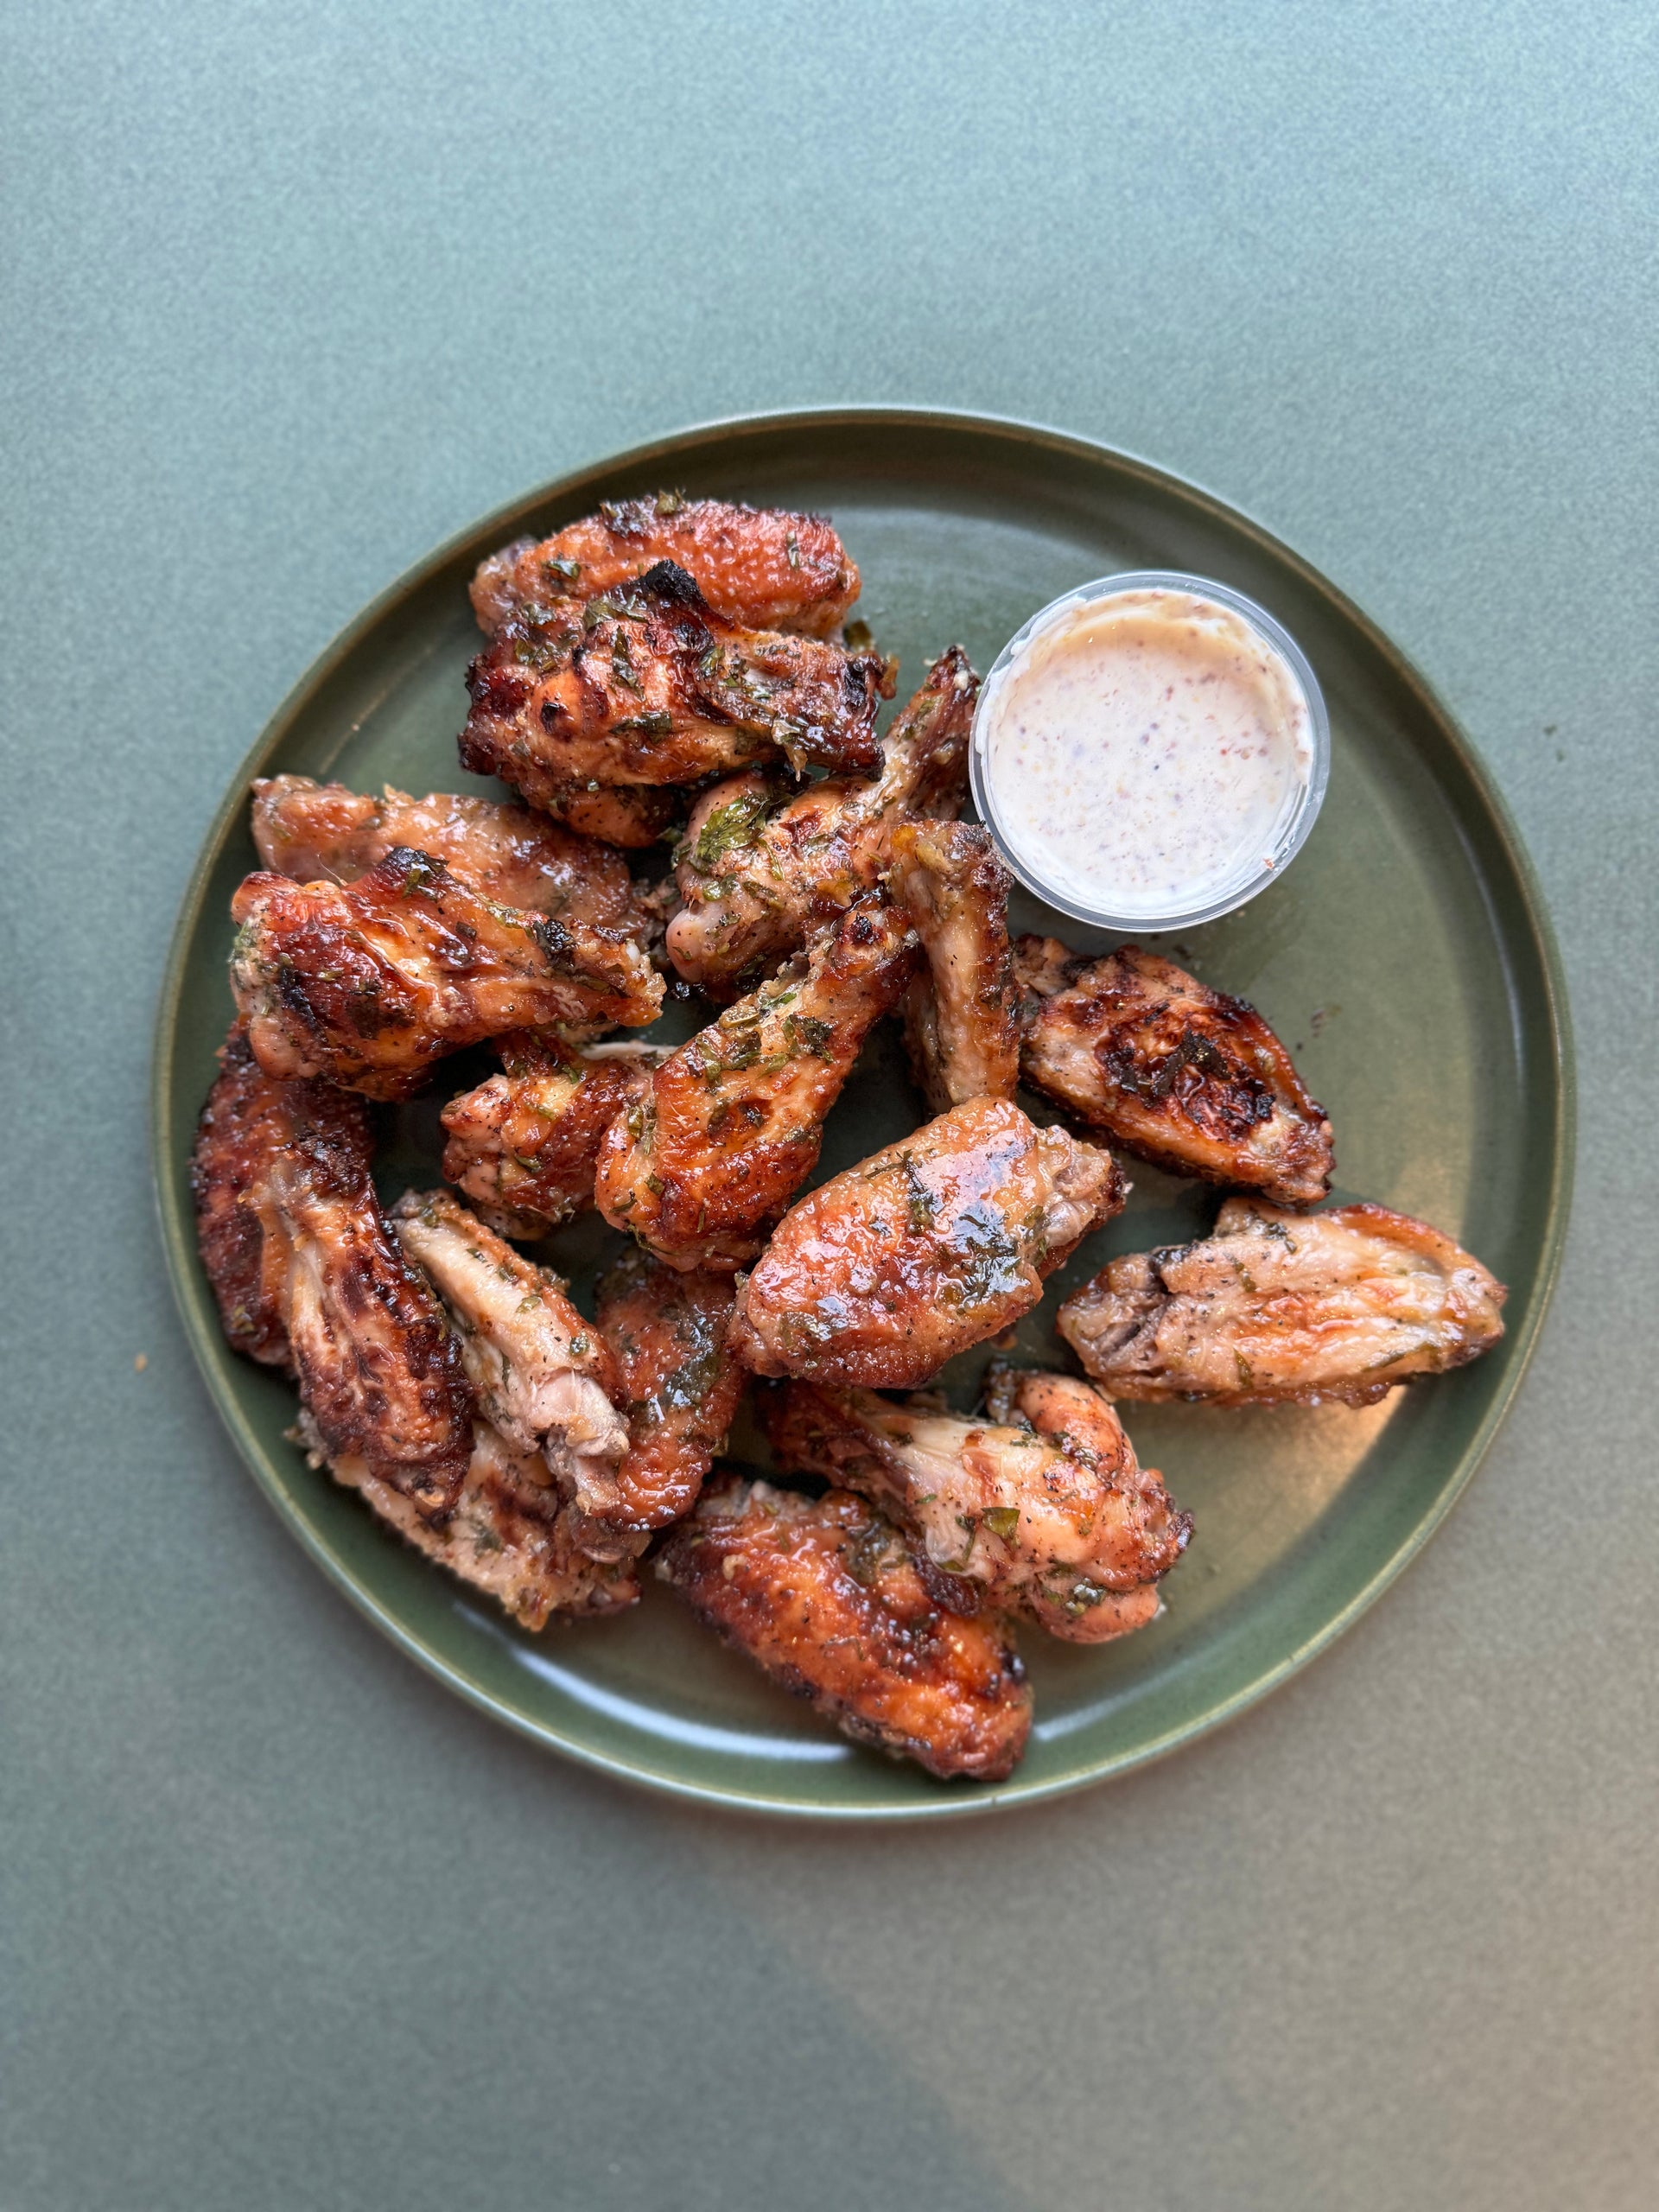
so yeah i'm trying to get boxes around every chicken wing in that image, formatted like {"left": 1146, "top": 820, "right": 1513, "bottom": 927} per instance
{"left": 766, "top": 1376, "right": 1188, "bottom": 1643}
{"left": 390, "top": 1192, "right": 628, "bottom": 1534}
{"left": 532, "top": 782, "right": 684, "bottom": 850}
{"left": 1058, "top": 1197, "right": 1506, "bottom": 1407}
{"left": 656, "top": 1477, "right": 1032, "bottom": 1781}
{"left": 470, "top": 495, "right": 860, "bottom": 639}
{"left": 666, "top": 646, "right": 976, "bottom": 995}
{"left": 459, "top": 563, "right": 890, "bottom": 805}
{"left": 440, "top": 1037, "right": 669, "bottom": 1239}
{"left": 190, "top": 1025, "right": 474, "bottom": 1515}
{"left": 595, "top": 893, "right": 918, "bottom": 1272}
{"left": 230, "top": 848, "right": 663, "bottom": 1100}
{"left": 891, "top": 819, "right": 1020, "bottom": 1112}
{"left": 588, "top": 1250, "right": 744, "bottom": 1546}
{"left": 728, "top": 1096, "right": 1124, "bottom": 1388}
{"left": 1015, "top": 938, "right": 1334, "bottom": 1207}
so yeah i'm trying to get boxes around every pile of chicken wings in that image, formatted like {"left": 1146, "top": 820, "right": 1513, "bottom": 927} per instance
{"left": 194, "top": 495, "right": 1507, "bottom": 1784}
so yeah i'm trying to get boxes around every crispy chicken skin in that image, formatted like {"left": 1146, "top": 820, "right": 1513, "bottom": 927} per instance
{"left": 1058, "top": 1197, "right": 1506, "bottom": 1408}
{"left": 527, "top": 783, "right": 685, "bottom": 850}
{"left": 470, "top": 495, "right": 860, "bottom": 639}
{"left": 595, "top": 893, "right": 918, "bottom": 1272}
{"left": 390, "top": 1192, "right": 628, "bottom": 1535}
{"left": 230, "top": 848, "right": 664, "bottom": 1100}
{"left": 766, "top": 1377, "right": 1188, "bottom": 1643}
{"left": 459, "top": 563, "right": 890, "bottom": 803}
{"left": 1015, "top": 938, "right": 1334, "bottom": 1208}
{"left": 667, "top": 646, "right": 977, "bottom": 995}
{"left": 250, "top": 775, "right": 659, "bottom": 940}
{"left": 191, "top": 1026, "right": 474, "bottom": 1515}
{"left": 590, "top": 1250, "right": 744, "bottom": 1543}
{"left": 440, "top": 1037, "right": 669, "bottom": 1239}
{"left": 304, "top": 1414, "right": 639, "bottom": 1629}
{"left": 729, "top": 1097, "right": 1125, "bottom": 1388}
{"left": 657, "top": 1477, "right": 1032, "bottom": 1780}
{"left": 892, "top": 820, "right": 1020, "bottom": 1113}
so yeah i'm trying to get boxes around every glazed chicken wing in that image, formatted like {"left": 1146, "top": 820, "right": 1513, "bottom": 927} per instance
{"left": 471, "top": 495, "right": 860, "bottom": 639}
{"left": 728, "top": 1097, "right": 1124, "bottom": 1388}
{"left": 1058, "top": 1197, "right": 1506, "bottom": 1407}
{"left": 440, "top": 1037, "right": 669, "bottom": 1239}
{"left": 595, "top": 893, "right": 917, "bottom": 1272}
{"left": 891, "top": 819, "right": 1020, "bottom": 1113}
{"left": 460, "top": 563, "right": 890, "bottom": 806}
{"left": 191, "top": 1025, "right": 474, "bottom": 1515}
{"left": 230, "top": 848, "right": 663, "bottom": 1100}
{"left": 1015, "top": 938, "right": 1334, "bottom": 1207}
{"left": 657, "top": 1477, "right": 1032, "bottom": 1781}
{"left": 766, "top": 1376, "right": 1189, "bottom": 1643}
{"left": 666, "top": 646, "right": 976, "bottom": 995}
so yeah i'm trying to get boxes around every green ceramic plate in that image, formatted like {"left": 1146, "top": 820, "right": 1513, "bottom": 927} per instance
{"left": 153, "top": 410, "right": 1573, "bottom": 1819}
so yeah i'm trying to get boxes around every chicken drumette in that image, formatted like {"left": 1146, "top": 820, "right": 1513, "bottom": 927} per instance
{"left": 595, "top": 893, "right": 917, "bottom": 1272}
{"left": 1015, "top": 938, "right": 1334, "bottom": 1207}
{"left": 728, "top": 1097, "right": 1124, "bottom": 1388}
{"left": 890, "top": 819, "right": 1020, "bottom": 1113}
{"left": 657, "top": 1477, "right": 1033, "bottom": 1781}
{"left": 1058, "top": 1197, "right": 1506, "bottom": 1407}
{"left": 230, "top": 848, "right": 663, "bottom": 1099}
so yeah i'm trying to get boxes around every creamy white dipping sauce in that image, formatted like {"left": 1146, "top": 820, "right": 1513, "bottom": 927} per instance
{"left": 978, "top": 586, "right": 1315, "bottom": 922}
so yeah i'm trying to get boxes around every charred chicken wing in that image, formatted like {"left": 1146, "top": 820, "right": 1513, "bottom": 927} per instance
{"left": 595, "top": 893, "right": 918, "bottom": 1272}
{"left": 470, "top": 495, "right": 860, "bottom": 639}
{"left": 666, "top": 646, "right": 976, "bottom": 995}
{"left": 191, "top": 1025, "right": 474, "bottom": 1515}
{"left": 1058, "top": 1197, "right": 1506, "bottom": 1407}
{"left": 657, "top": 1477, "right": 1032, "bottom": 1781}
{"left": 767, "top": 1376, "right": 1189, "bottom": 1643}
{"left": 230, "top": 848, "right": 663, "bottom": 1099}
{"left": 1015, "top": 938, "right": 1334, "bottom": 1207}
{"left": 891, "top": 819, "right": 1020, "bottom": 1113}
{"left": 460, "top": 563, "right": 890, "bottom": 805}
{"left": 728, "top": 1097, "right": 1124, "bottom": 1388}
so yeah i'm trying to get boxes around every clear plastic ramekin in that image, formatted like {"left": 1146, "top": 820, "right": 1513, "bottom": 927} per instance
{"left": 969, "top": 569, "right": 1331, "bottom": 933}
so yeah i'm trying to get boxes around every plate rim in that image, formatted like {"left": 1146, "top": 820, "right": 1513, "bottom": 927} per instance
{"left": 151, "top": 404, "right": 1577, "bottom": 1820}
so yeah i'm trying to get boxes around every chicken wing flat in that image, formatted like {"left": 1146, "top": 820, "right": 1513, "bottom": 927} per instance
{"left": 1015, "top": 938, "right": 1334, "bottom": 1208}
{"left": 440, "top": 1037, "right": 669, "bottom": 1239}
{"left": 891, "top": 819, "right": 1020, "bottom": 1113}
{"left": 589, "top": 1250, "right": 744, "bottom": 1545}
{"left": 523, "top": 782, "right": 685, "bottom": 851}
{"left": 766, "top": 1376, "right": 1189, "bottom": 1643}
{"left": 1058, "top": 1197, "right": 1506, "bottom": 1408}
{"left": 460, "top": 563, "right": 890, "bottom": 804}
{"left": 729, "top": 1096, "right": 1124, "bottom": 1388}
{"left": 470, "top": 495, "right": 860, "bottom": 639}
{"left": 666, "top": 646, "right": 976, "bottom": 995}
{"left": 390, "top": 1192, "right": 628, "bottom": 1536}
{"left": 230, "top": 848, "right": 664, "bottom": 1100}
{"left": 250, "top": 775, "right": 659, "bottom": 940}
{"left": 595, "top": 893, "right": 918, "bottom": 1272}
{"left": 656, "top": 1477, "right": 1032, "bottom": 1781}
{"left": 191, "top": 1025, "right": 474, "bottom": 1515}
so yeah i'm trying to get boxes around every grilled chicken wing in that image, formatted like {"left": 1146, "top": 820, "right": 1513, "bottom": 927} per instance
{"left": 1015, "top": 938, "right": 1334, "bottom": 1207}
{"left": 440, "top": 1037, "right": 669, "bottom": 1239}
{"left": 766, "top": 1376, "right": 1188, "bottom": 1643}
{"left": 460, "top": 563, "right": 890, "bottom": 807}
{"left": 230, "top": 848, "right": 663, "bottom": 1100}
{"left": 532, "top": 782, "right": 685, "bottom": 849}
{"left": 729, "top": 1097, "right": 1124, "bottom": 1388}
{"left": 191, "top": 1025, "right": 474, "bottom": 1515}
{"left": 657, "top": 1477, "right": 1032, "bottom": 1780}
{"left": 1059, "top": 1197, "right": 1506, "bottom": 1407}
{"left": 666, "top": 647, "right": 976, "bottom": 995}
{"left": 595, "top": 893, "right": 917, "bottom": 1272}
{"left": 471, "top": 495, "right": 860, "bottom": 639}
{"left": 588, "top": 1250, "right": 744, "bottom": 1546}
{"left": 390, "top": 1192, "right": 628, "bottom": 1535}
{"left": 891, "top": 819, "right": 1020, "bottom": 1112}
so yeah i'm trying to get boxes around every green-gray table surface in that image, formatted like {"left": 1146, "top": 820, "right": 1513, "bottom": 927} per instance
{"left": 3, "top": 7, "right": 1654, "bottom": 2209}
